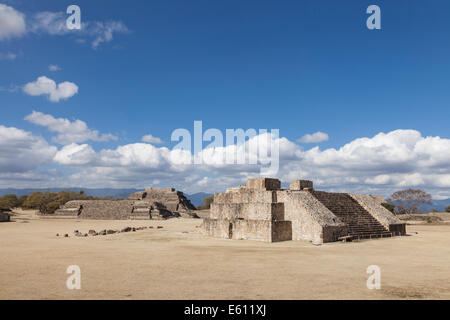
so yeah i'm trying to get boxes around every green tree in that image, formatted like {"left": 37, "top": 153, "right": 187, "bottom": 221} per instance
{"left": 388, "top": 189, "right": 432, "bottom": 215}
{"left": 22, "top": 192, "right": 45, "bottom": 209}
{"left": 197, "top": 195, "right": 214, "bottom": 210}
{"left": 0, "top": 194, "right": 20, "bottom": 209}
{"left": 20, "top": 190, "right": 106, "bottom": 214}
{"left": 381, "top": 202, "right": 395, "bottom": 213}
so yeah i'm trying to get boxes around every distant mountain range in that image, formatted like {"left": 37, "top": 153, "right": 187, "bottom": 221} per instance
{"left": 0, "top": 188, "right": 447, "bottom": 212}
{"left": 388, "top": 199, "right": 450, "bottom": 213}
{"left": 0, "top": 188, "right": 214, "bottom": 208}
{"left": 186, "top": 192, "right": 213, "bottom": 207}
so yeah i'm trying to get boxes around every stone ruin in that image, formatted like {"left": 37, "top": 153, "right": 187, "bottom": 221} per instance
{"left": 201, "top": 178, "right": 406, "bottom": 243}
{"left": 0, "top": 208, "right": 11, "bottom": 222}
{"left": 51, "top": 188, "right": 197, "bottom": 220}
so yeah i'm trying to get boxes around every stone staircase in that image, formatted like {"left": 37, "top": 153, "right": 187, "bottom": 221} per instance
{"left": 130, "top": 201, "right": 174, "bottom": 220}
{"left": 313, "top": 191, "right": 392, "bottom": 239}
{"left": 53, "top": 203, "right": 82, "bottom": 218}
{"left": 130, "top": 201, "right": 151, "bottom": 220}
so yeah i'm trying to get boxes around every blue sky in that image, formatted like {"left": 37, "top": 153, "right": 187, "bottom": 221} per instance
{"left": 0, "top": 0, "right": 449, "bottom": 198}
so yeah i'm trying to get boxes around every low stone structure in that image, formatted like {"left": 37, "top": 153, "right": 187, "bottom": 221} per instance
{"left": 128, "top": 188, "right": 196, "bottom": 212}
{"left": 51, "top": 188, "right": 197, "bottom": 220}
{"left": 0, "top": 209, "right": 11, "bottom": 222}
{"left": 202, "top": 178, "right": 406, "bottom": 243}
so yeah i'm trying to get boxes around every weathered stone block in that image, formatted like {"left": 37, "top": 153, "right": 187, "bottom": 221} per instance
{"left": 289, "top": 180, "right": 313, "bottom": 191}
{"left": 210, "top": 202, "right": 284, "bottom": 221}
{"left": 214, "top": 189, "right": 277, "bottom": 204}
{"left": 246, "top": 178, "right": 281, "bottom": 190}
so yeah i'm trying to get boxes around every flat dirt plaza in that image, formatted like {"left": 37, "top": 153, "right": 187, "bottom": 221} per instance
{"left": 1, "top": 211, "right": 449, "bottom": 300}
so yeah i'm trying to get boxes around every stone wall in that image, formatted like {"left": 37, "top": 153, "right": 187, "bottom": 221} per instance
{"left": 202, "top": 218, "right": 292, "bottom": 242}
{"left": 59, "top": 200, "right": 135, "bottom": 220}
{"left": 0, "top": 211, "right": 10, "bottom": 222}
{"left": 209, "top": 202, "right": 284, "bottom": 221}
{"left": 276, "top": 190, "right": 347, "bottom": 243}
{"left": 202, "top": 178, "right": 292, "bottom": 242}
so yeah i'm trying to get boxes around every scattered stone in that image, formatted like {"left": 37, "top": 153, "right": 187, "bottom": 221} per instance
{"left": 56, "top": 233, "right": 59, "bottom": 237}
{"left": 121, "top": 227, "right": 132, "bottom": 233}
{"left": 149, "top": 226, "right": 154, "bottom": 229}
{"left": 64, "top": 234, "right": 69, "bottom": 238}
{"left": 99, "top": 230, "right": 107, "bottom": 236}
{"left": 157, "top": 226, "right": 163, "bottom": 229}
{"left": 132, "top": 228, "right": 136, "bottom": 232}
{"left": 106, "top": 230, "right": 116, "bottom": 235}
{"left": 88, "top": 230, "right": 96, "bottom": 235}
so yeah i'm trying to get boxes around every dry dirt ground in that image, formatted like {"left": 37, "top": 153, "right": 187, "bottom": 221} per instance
{"left": 1, "top": 210, "right": 450, "bottom": 300}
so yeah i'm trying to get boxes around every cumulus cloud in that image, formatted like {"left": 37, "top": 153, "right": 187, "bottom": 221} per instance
{"left": 297, "top": 131, "right": 329, "bottom": 143}
{"left": 0, "top": 51, "right": 16, "bottom": 60}
{"left": 36, "top": 129, "right": 450, "bottom": 196}
{"left": 0, "top": 125, "right": 57, "bottom": 173}
{"left": 142, "top": 134, "right": 163, "bottom": 144}
{"left": 48, "top": 64, "right": 61, "bottom": 71}
{"left": 23, "top": 76, "right": 78, "bottom": 102}
{"left": 282, "top": 130, "right": 450, "bottom": 196}
{"left": 1, "top": 123, "right": 449, "bottom": 198}
{"left": 53, "top": 143, "right": 96, "bottom": 166}
{"left": 25, "top": 111, "right": 117, "bottom": 145}
{"left": 0, "top": 4, "right": 26, "bottom": 40}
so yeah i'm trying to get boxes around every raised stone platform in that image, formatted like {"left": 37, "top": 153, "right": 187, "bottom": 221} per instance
{"left": 202, "top": 178, "right": 406, "bottom": 243}
{"left": 51, "top": 188, "right": 197, "bottom": 220}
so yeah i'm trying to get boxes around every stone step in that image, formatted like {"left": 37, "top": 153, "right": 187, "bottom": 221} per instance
{"left": 313, "top": 191, "right": 390, "bottom": 237}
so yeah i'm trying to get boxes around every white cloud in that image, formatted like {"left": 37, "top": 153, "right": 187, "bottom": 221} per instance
{"left": 53, "top": 143, "right": 96, "bottom": 166}
{"left": 297, "top": 131, "right": 329, "bottom": 143}
{"left": 0, "top": 123, "right": 449, "bottom": 198}
{"left": 42, "top": 129, "right": 450, "bottom": 196}
{"left": 25, "top": 111, "right": 117, "bottom": 145}
{"left": 0, "top": 51, "right": 16, "bottom": 60}
{"left": 0, "top": 4, "right": 26, "bottom": 40}
{"left": 29, "top": 11, "right": 130, "bottom": 49}
{"left": 29, "top": 11, "right": 68, "bottom": 36}
{"left": 48, "top": 64, "right": 61, "bottom": 71}
{"left": 23, "top": 76, "right": 78, "bottom": 102}
{"left": 89, "top": 21, "right": 130, "bottom": 49}
{"left": 0, "top": 125, "right": 57, "bottom": 173}
{"left": 142, "top": 134, "right": 163, "bottom": 144}
{"left": 0, "top": 5, "right": 130, "bottom": 48}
